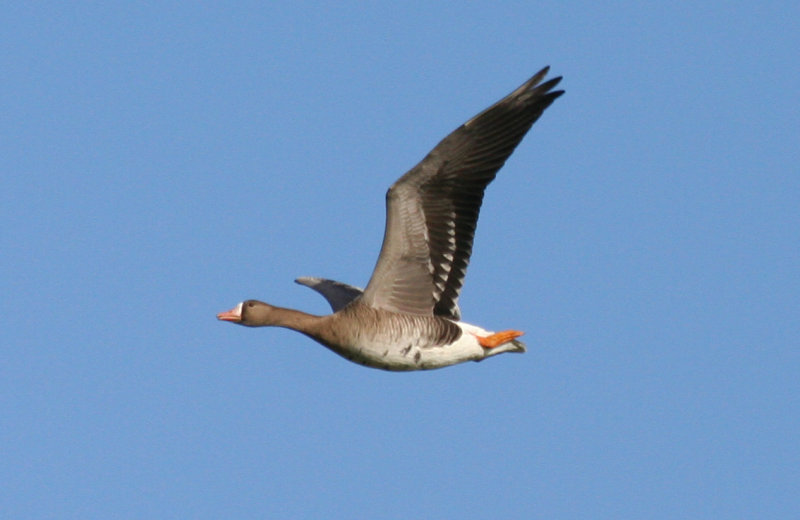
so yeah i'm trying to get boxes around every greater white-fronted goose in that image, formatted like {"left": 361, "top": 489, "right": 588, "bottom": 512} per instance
{"left": 218, "top": 67, "right": 563, "bottom": 371}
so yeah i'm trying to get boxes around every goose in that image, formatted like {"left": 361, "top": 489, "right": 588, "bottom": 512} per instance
{"left": 218, "top": 67, "right": 563, "bottom": 371}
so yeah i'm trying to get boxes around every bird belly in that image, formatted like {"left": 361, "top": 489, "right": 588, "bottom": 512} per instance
{"left": 320, "top": 321, "right": 497, "bottom": 371}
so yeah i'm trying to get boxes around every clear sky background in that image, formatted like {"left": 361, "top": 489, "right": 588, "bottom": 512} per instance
{"left": 3, "top": 2, "right": 798, "bottom": 518}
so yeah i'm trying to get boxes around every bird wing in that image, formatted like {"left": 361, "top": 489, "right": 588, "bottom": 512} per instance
{"left": 295, "top": 277, "right": 363, "bottom": 312}
{"left": 360, "top": 67, "right": 563, "bottom": 320}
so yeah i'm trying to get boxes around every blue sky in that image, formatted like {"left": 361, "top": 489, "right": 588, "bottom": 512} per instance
{"left": 3, "top": 2, "right": 798, "bottom": 518}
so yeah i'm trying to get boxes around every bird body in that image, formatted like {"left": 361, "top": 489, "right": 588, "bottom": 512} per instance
{"left": 219, "top": 299, "right": 524, "bottom": 371}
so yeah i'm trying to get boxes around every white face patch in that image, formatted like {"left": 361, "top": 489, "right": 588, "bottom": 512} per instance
{"left": 233, "top": 302, "right": 244, "bottom": 317}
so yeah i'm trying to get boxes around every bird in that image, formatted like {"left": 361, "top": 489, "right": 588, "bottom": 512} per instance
{"left": 218, "top": 67, "right": 563, "bottom": 371}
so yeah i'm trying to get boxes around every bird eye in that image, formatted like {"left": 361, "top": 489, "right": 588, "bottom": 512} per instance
{"left": 247, "top": 302, "right": 255, "bottom": 308}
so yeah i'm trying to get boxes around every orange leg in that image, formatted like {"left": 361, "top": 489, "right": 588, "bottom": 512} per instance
{"left": 477, "top": 330, "right": 524, "bottom": 349}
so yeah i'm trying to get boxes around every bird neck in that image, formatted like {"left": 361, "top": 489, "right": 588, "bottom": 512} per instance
{"left": 267, "top": 306, "right": 324, "bottom": 333}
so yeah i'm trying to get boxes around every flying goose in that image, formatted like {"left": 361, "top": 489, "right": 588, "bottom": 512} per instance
{"left": 218, "top": 67, "right": 563, "bottom": 370}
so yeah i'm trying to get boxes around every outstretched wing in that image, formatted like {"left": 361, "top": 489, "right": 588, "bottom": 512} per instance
{"left": 360, "top": 67, "right": 563, "bottom": 320}
{"left": 295, "top": 277, "right": 363, "bottom": 312}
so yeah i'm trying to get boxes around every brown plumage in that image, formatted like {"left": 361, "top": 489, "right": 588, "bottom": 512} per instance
{"left": 218, "top": 68, "right": 564, "bottom": 371}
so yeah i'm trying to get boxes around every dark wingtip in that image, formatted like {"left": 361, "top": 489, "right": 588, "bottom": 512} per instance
{"left": 538, "top": 75, "right": 563, "bottom": 92}
{"left": 536, "top": 71, "right": 565, "bottom": 104}
{"left": 509, "top": 67, "right": 563, "bottom": 101}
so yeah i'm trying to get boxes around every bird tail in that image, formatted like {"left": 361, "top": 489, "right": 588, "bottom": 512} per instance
{"left": 508, "top": 338, "right": 526, "bottom": 353}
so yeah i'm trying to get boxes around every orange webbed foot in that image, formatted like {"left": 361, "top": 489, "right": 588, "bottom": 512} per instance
{"left": 477, "top": 329, "right": 524, "bottom": 349}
